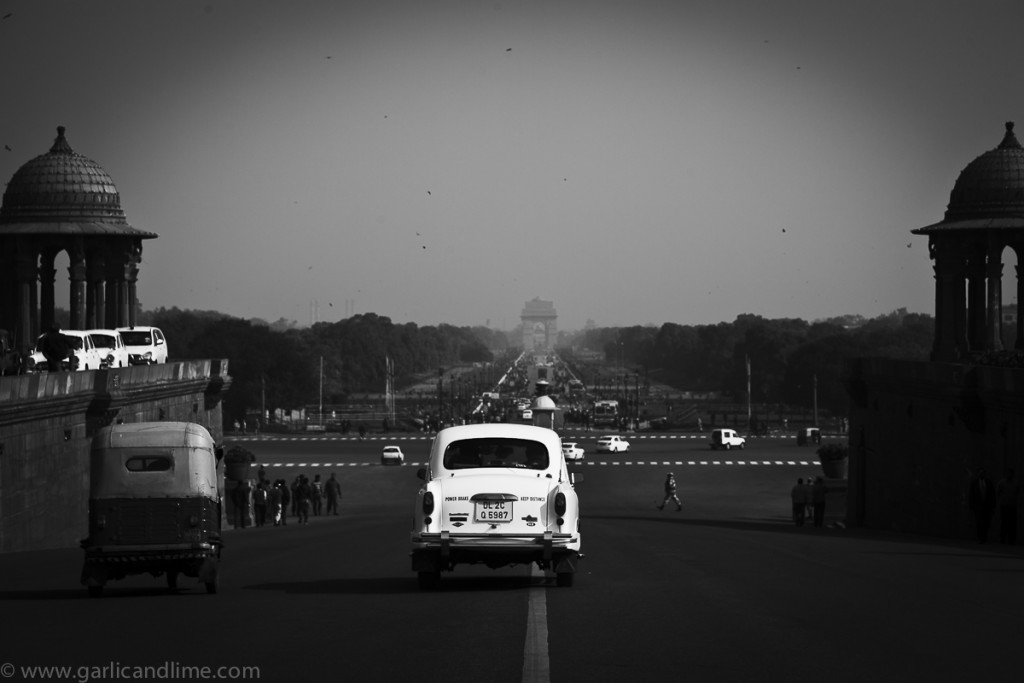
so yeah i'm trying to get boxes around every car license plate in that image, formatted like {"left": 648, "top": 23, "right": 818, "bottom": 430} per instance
{"left": 475, "top": 501, "right": 513, "bottom": 523}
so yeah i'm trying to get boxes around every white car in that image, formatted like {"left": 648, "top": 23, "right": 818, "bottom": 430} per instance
{"left": 381, "top": 445, "right": 405, "bottom": 465}
{"left": 411, "top": 423, "right": 583, "bottom": 589}
{"left": 26, "top": 329, "right": 104, "bottom": 372}
{"left": 561, "top": 441, "right": 585, "bottom": 462}
{"left": 86, "top": 329, "right": 129, "bottom": 369}
{"left": 596, "top": 435, "right": 630, "bottom": 453}
{"left": 710, "top": 428, "right": 746, "bottom": 450}
{"left": 115, "top": 326, "right": 168, "bottom": 365}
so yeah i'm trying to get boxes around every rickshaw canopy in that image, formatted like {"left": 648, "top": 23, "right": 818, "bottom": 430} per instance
{"left": 89, "top": 422, "right": 220, "bottom": 500}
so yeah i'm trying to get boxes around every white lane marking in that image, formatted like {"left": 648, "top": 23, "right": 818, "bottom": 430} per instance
{"left": 257, "top": 460, "right": 822, "bottom": 468}
{"left": 522, "top": 564, "right": 550, "bottom": 683}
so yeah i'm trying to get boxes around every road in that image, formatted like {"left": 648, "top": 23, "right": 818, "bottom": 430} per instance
{"left": 2, "top": 433, "right": 1022, "bottom": 683}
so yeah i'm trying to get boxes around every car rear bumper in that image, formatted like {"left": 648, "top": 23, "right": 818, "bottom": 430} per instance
{"left": 412, "top": 530, "right": 581, "bottom": 571}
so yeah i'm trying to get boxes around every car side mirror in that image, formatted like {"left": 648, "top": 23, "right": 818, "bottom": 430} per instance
{"left": 417, "top": 467, "right": 427, "bottom": 481}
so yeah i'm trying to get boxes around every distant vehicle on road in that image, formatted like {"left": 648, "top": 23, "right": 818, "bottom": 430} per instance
{"left": 592, "top": 400, "right": 619, "bottom": 427}
{"left": 561, "top": 441, "right": 585, "bottom": 462}
{"left": 596, "top": 435, "right": 630, "bottom": 453}
{"left": 87, "top": 329, "right": 129, "bottom": 368}
{"left": 26, "top": 329, "right": 103, "bottom": 372}
{"left": 710, "top": 428, "right": 746, "bottom": 450}
{"left": 116, "top": 326, "right": 168, "bottom": 365}
{"left": 381, "top": 445, "right": 405, "bottom": 465}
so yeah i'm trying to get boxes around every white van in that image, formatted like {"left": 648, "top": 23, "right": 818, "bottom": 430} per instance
{"left": 709, "top": 428, "right": 746, "bottom": 450}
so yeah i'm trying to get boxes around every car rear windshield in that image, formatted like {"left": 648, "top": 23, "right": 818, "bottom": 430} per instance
{"left": 443, "top": 438, "right": 549, "bottom": 470}
{"left": 120, "top": 332, "right": 152, "bottom": 345}
{"left": 90, "top": 334, "right": 116, "bottom": 349}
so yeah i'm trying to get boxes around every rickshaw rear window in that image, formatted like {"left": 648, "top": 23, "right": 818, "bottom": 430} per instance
{"left": 125, "top": 456, "right": 173, "bottom": 472}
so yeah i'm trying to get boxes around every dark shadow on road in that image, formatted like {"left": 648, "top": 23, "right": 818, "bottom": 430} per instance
{"left": 0, "top": 586, "right": 210, "bottom": 600}
{"left": 245, "top": 573, "right": 548, "bottom": 595}
{"left": 585, "top": 512, "right": 1024, "bottom": 558}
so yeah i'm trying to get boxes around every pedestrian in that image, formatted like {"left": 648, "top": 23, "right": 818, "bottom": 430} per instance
{"left": 811, "top": 476, "right": 827, "bottom": 527}
{"left": 253, "top": 482, "right": 268, "bottom": 527}
{"left": 311, "top": 474, "right": 323, "bottom": 516}
{"left": 656, "top": 472, "right": 682, "bottom": 511}
{"left": 968, "top": 468, "right": 997, "bottom": 543}
{"left": 38, "top": 325, "right": 70, "bottom": 372}
{"left": 232, "top": 480, "right": 251, "bottom": 528}
{"left": 996, "top": 468, "right": 1020, "bottom": 545}
{"left": 296, "top": 475, "right": 312, "bottom": 524}
{"left": 290, "top": 476, "right": 300, "bottom": 517}
{"left": 269, "top": 481, "right": 283, "bottom": 526}
{"left": 278, "top": 479, "right": 290, "bottom": 526}
{"left": 790, "top": 478, "right": 809, "bottom": 526}
{"left": 325, "top": 473, "right": 342, "bottom": 515}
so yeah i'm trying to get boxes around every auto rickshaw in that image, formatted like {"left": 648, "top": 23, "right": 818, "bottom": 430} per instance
{"left": 80, "top": 422, "right": 224, "bottom": 596}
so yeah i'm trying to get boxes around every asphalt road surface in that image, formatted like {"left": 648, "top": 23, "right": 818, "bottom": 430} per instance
{"left": 2, "top": 432, "right": 1022, "bottom": 683}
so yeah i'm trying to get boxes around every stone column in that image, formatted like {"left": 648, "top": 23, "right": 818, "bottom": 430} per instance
{"left": 966, "top": 252, "right": 987, "bottom": 352}
{"left": 931, "top": 240, "right": 968, "bottom": 362}
{"left": 68, "top": 244, "right": 87, "bottom": 330}
{"left": 87, "top": 252, "right": 106, "bottom": 330}
{"left": 1017, "top": 259, "right": 1024, "bottom": 351}
{"left": 15, "top": 253, "right": 36, "bottom": 353}
{"left": 38, "top": 252, "right": 57, "bottom": 333}
{"left": 984, "top": 246, "right": 1003, "bottom": 351}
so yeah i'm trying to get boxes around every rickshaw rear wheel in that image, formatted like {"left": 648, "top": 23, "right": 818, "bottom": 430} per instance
{"left": 87, "top": 585, "right": 103, "bottom": 598}
{"left": 166, "top": 571, "right": 179, "bottom": 591}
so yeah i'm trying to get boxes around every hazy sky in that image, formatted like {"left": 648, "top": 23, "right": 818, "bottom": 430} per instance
{"left": 3, "top": 0, "right": 1024, "bottom": 331}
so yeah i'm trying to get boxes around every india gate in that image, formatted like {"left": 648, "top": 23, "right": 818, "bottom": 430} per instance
{"left": 0, "top": 126, "right": 156, "bottom": 354}
{"left": 521, "top": 297, "right": 557, "bottom": 351}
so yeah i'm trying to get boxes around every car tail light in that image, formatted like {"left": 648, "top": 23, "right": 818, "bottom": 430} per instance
{"left": 422, "top": 491, "right": 434, "bottom": 515}
{"left": 554, "top": 492, "right": 566, "bottom": 517}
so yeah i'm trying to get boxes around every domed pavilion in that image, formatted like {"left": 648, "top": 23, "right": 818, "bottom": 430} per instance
{"left": 913, "top": 121, "right": 1024, "bottom": 362}
{"left": 0, "top": 126, "right": 157, "bottom": 354}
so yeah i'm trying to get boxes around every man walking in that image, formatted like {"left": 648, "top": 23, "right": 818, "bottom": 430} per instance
{"left": 325, "top": 473, "right": 342, "bottom": 515}
{"left": 791, "top": 477, "right": 809, "bottom": 526}
{"left": 657, "top": 472, "right": 682, "bottom": 511}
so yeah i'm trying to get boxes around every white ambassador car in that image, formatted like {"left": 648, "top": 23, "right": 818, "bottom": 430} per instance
{"left": 411, "top": 423, "right": 582, "bottom": 589}
{"left": 561, "top": 441, "right": 585, "bottom": 462}
{"left": 596, "top": 435, "right": 630, "bottom": 453}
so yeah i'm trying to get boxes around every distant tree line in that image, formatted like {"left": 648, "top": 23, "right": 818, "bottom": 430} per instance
{"left": 561, "top": 309, "right": 934, "bottom": 414}
{"left": 140, "top": 308, "right": 507, "bottom": 426}
{"left": 135, "top": 306, "right": 933, "bottom": 426}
